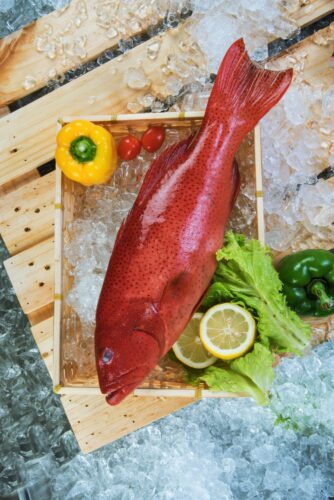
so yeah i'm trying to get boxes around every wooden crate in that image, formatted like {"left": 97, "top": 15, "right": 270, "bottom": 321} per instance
{"left": 53, "top": 111, "right": 264, "bottom": 397}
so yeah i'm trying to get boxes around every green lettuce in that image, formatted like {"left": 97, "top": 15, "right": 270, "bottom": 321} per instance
{"left": 199, "top": 343, "right": 274, "bottom": 405}
{"left": 212, "top": 232, "right": 311, "bottom": 355}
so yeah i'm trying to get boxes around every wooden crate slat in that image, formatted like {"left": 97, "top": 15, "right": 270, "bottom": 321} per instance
{"left": 31, "top": 316, "right": 54, "bottom": 376}
{"left": 0, "top": 0, "right": 171, "bottom": 106}
{"left": 4, "top": 237, "right": 54, "bottom": 315}
{"left": 60, "top": 393, "right": 191, "bottom": 453}
{"left": 0, "top": 25, "right": 205, "bottom": 188}
{"left": 0, "top": 171, "right": 55, "bottom": 255}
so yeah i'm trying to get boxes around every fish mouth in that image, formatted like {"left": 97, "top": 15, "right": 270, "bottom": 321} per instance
{"left": 102, "top": 365, "right": 150, "bottom": 405}
{"left": 106, "top": 379, "right": 142, "bottom": 405}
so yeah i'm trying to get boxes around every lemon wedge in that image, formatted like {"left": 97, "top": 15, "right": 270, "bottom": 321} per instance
{"left": 199, "top": 303, "right": 256, "bottom": 360}
{"left": 173, "top": 313, "right": 217, "bottom": 369}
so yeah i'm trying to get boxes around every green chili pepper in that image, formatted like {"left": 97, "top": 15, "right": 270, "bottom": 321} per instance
{"left": 278, "top": 249, "right": 334, "bottom": 317}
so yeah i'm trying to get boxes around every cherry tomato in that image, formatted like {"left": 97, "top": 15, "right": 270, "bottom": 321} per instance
{"left": 141, "top": 126, "right": 165, "bottom": 153}
{"left": 117, "top": 135, "right": 141, "bottom": 160}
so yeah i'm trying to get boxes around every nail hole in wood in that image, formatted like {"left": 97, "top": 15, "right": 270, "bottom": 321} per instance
{"left": 14, "top": 207, "right": 20, "bottom": 212}
{"left": 24, "top": 227, "right": 31, "bottom": 232}
{"left": 39, "top": 282, "right": 44, "bottom": 287}
{"left": 10, "top": 148, "right": 18, "bottom": 154}
{"left": 28, "top": 262, "right": 34, "bottom": 266}
{"left": 44, "top": 265, "right": 50, "bottom": 270}
{"left": 34, "top": 208, "right": 40, "bottom": 213}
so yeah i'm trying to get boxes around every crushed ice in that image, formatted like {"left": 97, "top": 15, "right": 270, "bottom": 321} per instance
{"left": 50, "top": 341, "right": 334, "bottom": 499}
{"left": 262, "top": 77, "right": 334, "bottom": 252}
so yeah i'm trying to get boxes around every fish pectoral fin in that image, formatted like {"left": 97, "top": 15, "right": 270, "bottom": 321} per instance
{"left": 136, "top": 135, "right": 195, "bottom": 203}
{"left": 160, "top": 271, "right": 192, "bottom": 303}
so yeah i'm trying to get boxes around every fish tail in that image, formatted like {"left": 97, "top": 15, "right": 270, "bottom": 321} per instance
{"left": 205, "top": 38, "right": 293, "bottom": 136}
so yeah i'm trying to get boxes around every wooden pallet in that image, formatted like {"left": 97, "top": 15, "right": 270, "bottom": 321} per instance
{"left": 1, "top": 0, "right": 334, "bottom": 453}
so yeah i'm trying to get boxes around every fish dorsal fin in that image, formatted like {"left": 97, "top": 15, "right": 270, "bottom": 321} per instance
{"left": 137, "top": 134, "right": 194, "bottom": 203}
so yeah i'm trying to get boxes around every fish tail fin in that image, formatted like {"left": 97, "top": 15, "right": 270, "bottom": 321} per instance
{"left": 205, "top": 38, "right": 293, "bottom": 136}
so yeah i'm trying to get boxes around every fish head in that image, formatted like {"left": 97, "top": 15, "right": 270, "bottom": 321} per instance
{"left": 95, "top": 302, "right": 165, "bottom": 405}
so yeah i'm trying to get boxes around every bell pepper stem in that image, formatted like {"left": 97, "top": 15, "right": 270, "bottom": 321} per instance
{"left": 309, "top": 280, "right": 334, "bottom": 311}
{"left": 70, "top": 136, "right": 97, "bottom": 163}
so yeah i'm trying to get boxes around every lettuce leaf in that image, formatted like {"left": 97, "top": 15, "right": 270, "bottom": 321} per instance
{"left": 212, "top": 232, "right": 311, "bottom": 355}
{"left": 199, "top": 343, "right": 274, "bottom": 405}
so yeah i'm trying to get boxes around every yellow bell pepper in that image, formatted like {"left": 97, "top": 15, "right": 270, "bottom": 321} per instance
{"left": 55, "top": 120, "right": 117, "bottom": 186}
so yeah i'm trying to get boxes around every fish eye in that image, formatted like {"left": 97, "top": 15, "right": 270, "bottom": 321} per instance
{"left": 101, "top": 347, "right": 114, "bottom": 364}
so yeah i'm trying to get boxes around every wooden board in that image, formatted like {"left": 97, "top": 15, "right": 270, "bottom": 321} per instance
{"left": 267, "top": 21, "right": 334, "bottom": 86}
{"left": 293, "top": 0, "right": 334, "bottom": 27}
{"left": 31, "top": 316, "right": 54, "bottom": 376}
{"left": 4, "top": 237, "right": 54, "bottom": 315}
{"left": 0, "top": 0, "right": 183, "bottom": 106}
{"left": 2, "top": 8, "right": 334, "bottom": 453}
{"left": 0, "top": 171, "right": 55, "bottom": 255}
{"left": 1, "top": 0, "right": 332, "bottom": 107}
{"left": 60, "top": 393, "right": 191, "bottom": 453}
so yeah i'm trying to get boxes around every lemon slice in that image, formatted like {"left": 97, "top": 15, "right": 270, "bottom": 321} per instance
{"left": 199, "top": 303, "right": 256, "bottom": 360}
{"left": 173, "top": 313, "right": 217, "bottom": 369}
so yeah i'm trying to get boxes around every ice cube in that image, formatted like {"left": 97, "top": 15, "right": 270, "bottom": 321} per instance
{"left": 123, "top": 67, "right": 150, "bottom": 90}
{"left": 250, "top": 444, "right": 277, "bottom": 464}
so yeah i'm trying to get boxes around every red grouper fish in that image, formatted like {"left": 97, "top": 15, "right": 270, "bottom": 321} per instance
{"left": 95, "top": 38, "right": 293, "bottom": 405}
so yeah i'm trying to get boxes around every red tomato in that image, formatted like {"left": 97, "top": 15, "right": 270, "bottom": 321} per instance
{"left": 141, "top": 126, "right": 165, "bottom": 153}
{"left": 117, "top": 135, "right": 141, "bottom": 160}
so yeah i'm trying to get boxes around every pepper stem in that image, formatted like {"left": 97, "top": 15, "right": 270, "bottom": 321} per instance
{"left": 70, "top": 136, "right": 97, "bottom": 163}
{"left": 309, "top": 280, "right": 334, "bottom": 311}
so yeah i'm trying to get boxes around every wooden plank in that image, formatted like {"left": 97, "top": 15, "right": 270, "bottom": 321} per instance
{"left": 0, "top": 106, "right": 10, "bottom": 117}
{"left": 293, "top": 0, "right": 334, "bottom": 27}
{"left": 0, "top": 171, "right": 55, "bottom": 255}
{"left": 28, "top": 302, "right": 55, "bottom": 327}
{"left": 0, "top": 25, "right": 205, "bottom": 187}
{"left": 60, "top": 393, "right": 191, "bottom": 453}
{"left": 4, "top": 237, "right": 54, "bottom": 315}
{"left": 1, "top": 1, "right": 332, "bottom": 107}
{"left": 267, "top": 21, "right": 334, "bottom": 87}
{"left": 0, "top": 170, "right": 41, "bottom": 197}
{"left": 0, "top": 0, "right": 174, "bottom": 106}
{"left": 31, "top": 317, "right": 53, "bottom": 376}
